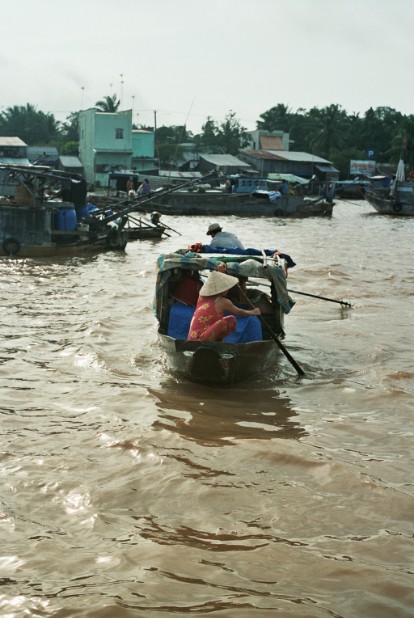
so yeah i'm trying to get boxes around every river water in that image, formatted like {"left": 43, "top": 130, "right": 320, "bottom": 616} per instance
{"left": 1, "top": 199, "right": 413, "bottom": 618}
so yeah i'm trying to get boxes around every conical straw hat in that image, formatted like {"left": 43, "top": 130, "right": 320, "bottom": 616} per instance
{"left": 200, "top": 270, "right": 239, "bottom": 296}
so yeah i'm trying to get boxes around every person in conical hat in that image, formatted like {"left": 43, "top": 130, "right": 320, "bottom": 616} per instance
{"left": 187, "top": 270, "right": 261, "bottom": 342}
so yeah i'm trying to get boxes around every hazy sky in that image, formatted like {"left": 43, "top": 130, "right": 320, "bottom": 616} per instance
{"left": 1, "top": 0, "right": 412, "bottom": 134}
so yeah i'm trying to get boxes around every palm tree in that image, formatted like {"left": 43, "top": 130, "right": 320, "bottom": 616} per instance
{"left": 308, "top": 104, "right": 349, "bottom": 159}
{"left": 95, "top": 94, "right": 121, "bottom": 113}
{"left": 257, "top": 103, "right": 291, "bottom": 132}
{"left": 0, "top": 103, "right": 60, "bottom": 144}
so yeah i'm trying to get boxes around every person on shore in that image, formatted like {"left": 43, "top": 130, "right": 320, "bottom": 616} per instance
{"left": 279, "top": 179, "right": 289, "bottom": 196}
{"left": 187, "top": 270, "right": 260, "bottom": 342}
{"left": 206, "top": 223, "right": 245, "bottom": 249}
{"left": 126, "top": 177, "right": 135, "bottom": 193}
{"left": 389, "top": 174, "right": 397, "bottom": 197}
{"left": 137, "top": 178, "right": 151, "bottom": 198}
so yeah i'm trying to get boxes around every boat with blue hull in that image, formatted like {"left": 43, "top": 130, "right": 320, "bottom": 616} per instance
{"left": 0, "top": 164, "right": 128, "bottom": 257}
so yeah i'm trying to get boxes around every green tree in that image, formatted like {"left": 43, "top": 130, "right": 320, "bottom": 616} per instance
{"left": 216, "top": 111, "right": 249, "bottom": 155}
{"left": 155, "top": 125, "right": 189, "bottom": 144}
{"left": 95, "top": 94, "right": 121, "bottom": 112}
{"left": 60, "top": 112, "right": 79, "bottom": 142}
{"left": 194, "top": 117, "right": 219, "bottom": 151}
{"left": 307, "top": 104, "right": 349, "bottom": 159}
{"left": 257, "top": 104, "right": 292, "bottom": 132}
{"left": 389, "top": 115, "right": 414, "bottom": 168}
{"left": 194, "top": 112, "right": 248, "bottom": 155}
{"left": 0, "top": 104, "right": 60, "bottom": 144}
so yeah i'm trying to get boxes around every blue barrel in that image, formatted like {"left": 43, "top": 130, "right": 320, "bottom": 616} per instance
{"left": 55, "top": 205, "right": 77, "bottom": 231}
{"left": 76, "top": 205, "right": 89, "bottom": 219}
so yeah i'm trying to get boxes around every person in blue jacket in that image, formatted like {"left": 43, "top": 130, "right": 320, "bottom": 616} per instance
{"left": 206, "top": 223, "right": 245, "bottom": 249}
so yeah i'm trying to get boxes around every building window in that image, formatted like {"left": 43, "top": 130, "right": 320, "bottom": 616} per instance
{"left": 115, "top": 128, "right": 124, "bottom": 139}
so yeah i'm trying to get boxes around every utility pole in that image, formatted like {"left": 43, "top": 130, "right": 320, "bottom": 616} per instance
{"left": 120, "top": 74, "right": 124, "bottom": 108}
{"left": 154, "top": 110, "right": 159, "bottom": 169}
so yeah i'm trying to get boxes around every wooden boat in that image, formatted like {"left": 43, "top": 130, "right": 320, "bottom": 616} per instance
{"left": 364, "top": 163, "right": 414, "bottom": 215}
{"left": 154, "top": 249, "right": 297, "bottom": 385}
{"left": 335, "top": 180, "right": 369, "bottom": 200}
{"left": 144, "top": 189, "right": 334, "bottom": 218}
{"left": 88, "top": 173, "right": 333, "bottom": 218}
{"left": 123, "top": 214, "right": 167, "bottom": 241}
{"left": 0, "top": 164, "right": 128, "bottom": 257}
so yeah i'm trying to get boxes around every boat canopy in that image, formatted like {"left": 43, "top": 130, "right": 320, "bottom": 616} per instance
{"left": 157, "top": 251, "right": 295, "bottom": 314}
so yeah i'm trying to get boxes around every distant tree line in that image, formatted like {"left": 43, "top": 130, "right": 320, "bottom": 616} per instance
{"left": 1, "top": 98, "right": 413, "bottom": 176}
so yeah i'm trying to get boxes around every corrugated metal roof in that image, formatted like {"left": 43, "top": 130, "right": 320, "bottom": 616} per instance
{"left": 59, "top": 156, "right": 83, "bottom": 168}
{"left": 0, "top": 136, "right": 27, "bottom": 147}
{"left": 243, "top": 149, "right": 332, "bottom": 164}
{"left": 200, "top": 154, "right": 250, "bottom": 167}
{"left": 242, "top": 149, "right": 286, "bottom": 160}
{"left": 27, "top": 146, "right": 58, "bottom": 156}
{"left": 267, "top": 173, "right": 310, "bottom": 185}
{"left": 158, "top": 170, "right": 202, "bottom": 179}
{"left": 315, "top": 164, "right": 340, "bottom": 173}
{"left": 266, "top": 150, "right": 331, "bottom": 163}
{"left": 0, "top": 157, "right": 30, "bottom": 165}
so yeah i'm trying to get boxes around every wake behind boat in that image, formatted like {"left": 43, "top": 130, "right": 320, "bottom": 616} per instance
{"left": 154, "top": 247, "right": 298, "bottom": 385}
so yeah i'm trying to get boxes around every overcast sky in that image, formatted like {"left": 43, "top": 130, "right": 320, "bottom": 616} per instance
{"left": 1, "top": 0, "right": 412, "bottom": 134}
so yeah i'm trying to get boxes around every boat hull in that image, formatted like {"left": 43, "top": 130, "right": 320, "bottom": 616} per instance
{"left": 0, "top": 236, "right": 127, "bottom": 258}
{"left": 365, "top": 189, "right": 414, "bottom": 216}
{"left": 0, "top": 203, "right": 128, "bottom": 257}
{"left": 142, "top": 192, "right": 333, "bottom": 217}
{"left": 159, "top": 333, "right": 279, "bottom": 385}
{"left": 124, "top": 227, "right": 165, "bottom": 241}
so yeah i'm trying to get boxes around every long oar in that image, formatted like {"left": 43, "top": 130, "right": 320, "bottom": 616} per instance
{"left": 246, "top": 281, "right": 352, "bottom": 307}
{"left": 237, "top": 285, "right": 306, "bottom": 377}
{"left": 287, "top": 289, "right": 352, "bottom": 307}
{"left": 155, "top": 219, "right": 182, "bottom": 236}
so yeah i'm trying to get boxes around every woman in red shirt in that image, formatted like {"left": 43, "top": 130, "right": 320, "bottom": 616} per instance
{"left": 187, "top": 270, "right": 261, "bottom": 342}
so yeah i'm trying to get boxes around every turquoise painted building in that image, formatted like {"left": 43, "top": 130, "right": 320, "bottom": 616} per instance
{"left": 131, "top": 130, "right": 157, "bottom": 171}
{"left": 78, "top": 108, "right": 157, "bottom": 188}
{"left": 78, "top": 109, "right": 133, "bottom": 188}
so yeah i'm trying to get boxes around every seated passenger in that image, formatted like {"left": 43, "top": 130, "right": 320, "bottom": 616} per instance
{"left": 187, "top": 271, "right": 261, "bottom": 342}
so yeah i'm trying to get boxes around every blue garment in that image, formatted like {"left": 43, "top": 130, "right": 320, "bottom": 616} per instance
{"left": 201, "top": 245, "right": 296, "bottom": 269}
{"left": 210, "top": 231, "right": 244, "bottom": 249}
{"left": 268, "top": 191, "right": 282, "bottom": 203}
{"left": 279, "top": 181, "right": 288, "bottom": 195}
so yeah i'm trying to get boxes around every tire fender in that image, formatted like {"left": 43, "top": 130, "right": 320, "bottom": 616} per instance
{"left": 3, "top": 237, "right": 21, "bottom": 256}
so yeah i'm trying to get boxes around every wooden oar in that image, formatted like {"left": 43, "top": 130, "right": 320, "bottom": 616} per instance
{"left": 154, "top": 219, "right": 182, "bottom": 236}
{"left": 287, "top": 289, "right": 352, "bottom": 307}
{"left": 237, "top": 285, "right": 306, "bottom": 377}
{"left": 247, "top": 281, "right": 352, "bottom": 307}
